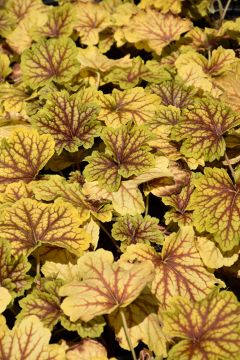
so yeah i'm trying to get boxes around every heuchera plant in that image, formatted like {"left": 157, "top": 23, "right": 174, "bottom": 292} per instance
{"left": 0, "top": 0, "right": 240, "bottom": 359}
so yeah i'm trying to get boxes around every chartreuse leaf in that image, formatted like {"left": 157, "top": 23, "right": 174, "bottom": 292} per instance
{"left": 196, "top": 237, "right": 239, "bottom": 269}
{"left": 0, "top": 315, "right": 65, "bottom": 359}
{"left": 97, "top": 87, "right": 160, "bottom": 127}
{"left": 17, "top": 279, "right": 106, "bottom": 337}
{"left": 66, "top": 339, "right": 108, "bottom": 360}
{"left": 0, "top": 181, "right": 33, "bottom": 207}
{"left": 59, "top": 249, "right": 154, "bottom": 322}
{"left": 120, "top": 227, "right": 221, "bottom": 307}
{"left": 32, "top": 4, "right": 76, "bottom": 39}
{"left": 163, "top": 177, "right": 195, "bottom": 226}
{"left": 163, "top": 290, "right": 240, "bottom": 360}
{"left": 189, "top": 167, "right": 240, "bottom": 251}
{"left": 21, "top": 38, "right": 79, "bottom": 89}
{"left": 104, "top": 57, "right": 149, "bottom": 89}
{"left": 124, "top": 9, "right": 192, "bottom": 55}
{"left": 0, "top": 83, "right": 34, "bottom": 115}
{"left": 0, "top": 128, "right": 55, "bottom": 190}
{"left": 0, "top": 287, "right": 11, "bottom": 313}
{"left": 83, "top": 126, "right": 155, "bottom": 191}
{"left": 32, "top": 90, "right": 100, "bottom": 154}
{"left": 0, "top": 198, "right": 90, "bottom": 256}
{"left": 74, "top": 3, "right": 110, "bottom": 46}
{"left": 0, "top": 54, "right": 11, "bottom": 81}
{"left": 5, "top": 0, "right": 47, "bottom": 23}
{"left": 139, "top": 0, "right": 183, "bottom": 13}
{"left": 0, "top": 239, "right": 32, "bottom": 299}
{"left": 32, "top": 174, "right": 112, "bottom": 223}
{"left": 109, "top": 288, "right": 167, "bottom": 356}
{"left": 0, "top": 10, "right": 14, "bottom": 37}
{"left": 172, "top": 99, "right": 240, "bottom": 162}
{"left": 149, "top": 105, "right": 181, "bottom": 132}
{"left": 112, "top": 215, "right": 164, "bottom": 251}
{"left": 149, "top": 80, "right": 196, "bottom": 109}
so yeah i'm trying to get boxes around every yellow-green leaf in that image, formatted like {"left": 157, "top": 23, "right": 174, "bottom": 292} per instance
{"left": 172, "top": 99, "right": 240, "bottom": 162}
{"left": 120, "top": 226, "right": 221, "bottom": 307}
{"left": 21, "top": 37, "right": 80, "bottom": 89}
{"left": 189, "top": 167, "right": 240, "bottom": 251}
{"left": 60, "top": 249, "right": 154, "bottom": 321}
{"left": 0, "top": 128, "right": 55, "bottom": 190}
{"left": 0, "top": 287, "right": 11, "bottom": 313}
{"left": 0, "top": 53, "right": 11, "bottom": 81}
{"left": 0, "top": 198, "right": 90, "bottom": 256}
{"left": 32, "top": 90, "right": 100, "bottom": 154}
{"left": 163, "top": 290, "right": 240, "bottom": 360}
{"left": 97, "top": 87, "right": 160, "bottom": 127}
{"left": 83, "top": 126, "right": 155, "bottom": 191}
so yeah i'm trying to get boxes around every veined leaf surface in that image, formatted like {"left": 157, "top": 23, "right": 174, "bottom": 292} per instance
{"left": 60, "top": 249, "right": 154, "bottom": 321}
{"left": 163, "top": 290, "right": 240, "bottom": 360}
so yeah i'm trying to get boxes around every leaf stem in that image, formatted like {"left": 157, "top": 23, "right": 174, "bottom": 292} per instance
{"left": 95, "top": 71, "right": 101, "bottom": 90}
{"left": 36, "top": 253, "right": 40, "bottom": 277}
{"left": 224, "top": 152, "right": 236, "bottom": 183}
{"left": 119, "top": 309, "right": 137, "bottom": 360}
{"left": 96, "top": 220, "right": 122, "bottom": 253}
{"left": 145, "top": 194, "right": 149, "bottom": 216}
{"left": 216, "top": 0, "right": 224, "bottom": 18}
{"left": 221, "top": 0, "right": 231, "bottom": 21}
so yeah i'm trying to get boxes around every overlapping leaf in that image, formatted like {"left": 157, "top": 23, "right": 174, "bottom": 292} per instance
{"left": 172, "top": 99, "right": 240, "bottom": 161}
{"left": 66, "top": 339, "right": 108, "bottom": 360}
{"left": 97, "top": 87, "right": 160, "bottom": 127}
{"left": 112, "top": 215, "right": 164, "bottom": 250}
{"left": 21, "top": 38, "right": 80, "bottom": 89}
{"left": 32, "top": 90, "right": 100, "bottom": 154}
{"left": 0, "top": 239, "right": 32, "bottom": 299}
{"left": 0, "top": 128, "right": 55, "bottom": 190}
{"left": 74, "top": 3, "right": 110, "bottom": 45}
{"left": 83, "top": 126, "right": 155, "bottom": 191}
{"left": 109, "top": 289, "right": 167, "bottom": 356}
{"left": 124, "top": 9, "right": 192, "bottom": 55}
{"left": 0, "top": 287, "right": 11, "bottom": 314}
{"left": 163, "top": 290, "right": 240, "bottom": 360}
{"left": 139, "top": 0, "right": 183, "bottom": 13}
{"left": 60, "top": 249, "right": 154, "bottom": 321}
{"left": 0, "top": 198, "right": 90, "bottom": 256}
{"left": 5, "top": 0, "right": 47, "bottom": 23}
{"left": 120, "top": 226, "right": 221, "bottom": 307}
{"left": 189, "top": 167, "right": 240, "bottom": 251}
{"left": 0, "top": 315, "right": 65, "bottom": 359}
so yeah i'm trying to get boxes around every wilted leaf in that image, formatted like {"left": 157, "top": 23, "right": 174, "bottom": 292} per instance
{"left": 60, "top": 249, "right": 154, "bottom": 321}
{"left": 74, "top": 3, "right": 110, "bottom": 45}
{"left": 0, "top": 128, "right": 55, "bottom": 190}
{"left": 163, "top": 290, "right": 240, "bottom": 360}
{"left": 97, "top": 87, "right": 160, "bottom": 127}
{"left": 109, "top": 289, "right": 167, "bottom": 356}
{"left": 0, "top": 198, "right": 90, "bottom": 256}
{"left": 112, "top": 215, "right": 164, "bottom": 250}
{"left": 21, "top": 38, "right": 79, "bottom": 89}
{"left": 0, "top": 315, "right": 65, "bottom": 359}
{"left": 32, "top": 90, "right": 100, "bottom": 154}
{"left": 189, "top": 167, "right": 240, "bottom": 251}
{"left": 83, "top": 126, "right": 155, "bottom": 191}
{"left": 66, "top": 339, "right": 108, "bottom": 360}
{"left": 124, "top": 9, "right": 192, "bottom": 55}
{"left": 120, "top": 227, "right": 221, "bottom": 307}
{"left": 172, "top": 99, "right": 240, "bottom": 161}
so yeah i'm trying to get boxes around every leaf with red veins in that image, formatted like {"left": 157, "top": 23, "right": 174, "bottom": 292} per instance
{"left": 120, "top": 226, "right": 222, "bottom": 308}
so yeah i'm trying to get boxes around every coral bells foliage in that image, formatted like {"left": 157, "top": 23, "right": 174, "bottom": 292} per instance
{"left": 1, "top": 0, "right": 240, "bottom": 359}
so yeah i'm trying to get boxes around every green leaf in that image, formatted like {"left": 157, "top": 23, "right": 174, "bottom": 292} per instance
{"left": 112, "top": 214, "right": 164, "bottom": 251}
{"left": 0, "top": 127, "right": 55, "bottom": 190}
{"left": 21, "top": 37, "right": 80, "bottom": 89}
{"left": 172, "top": 99, "right": 240, "bottom": 161}
{"left": 0, "top": 198, "right": 91, "bottom": 256}
{"left": 83, "top": 126, "right": 155, "bottom": 191}
{"left": 163, "top": 290, "right": 240, "bottom": 360}
{"left": 189, "top": 167, "right": 240, "bottom": 251}
{"left": 32, "top": 90, "right": 100, "bottom": 154}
